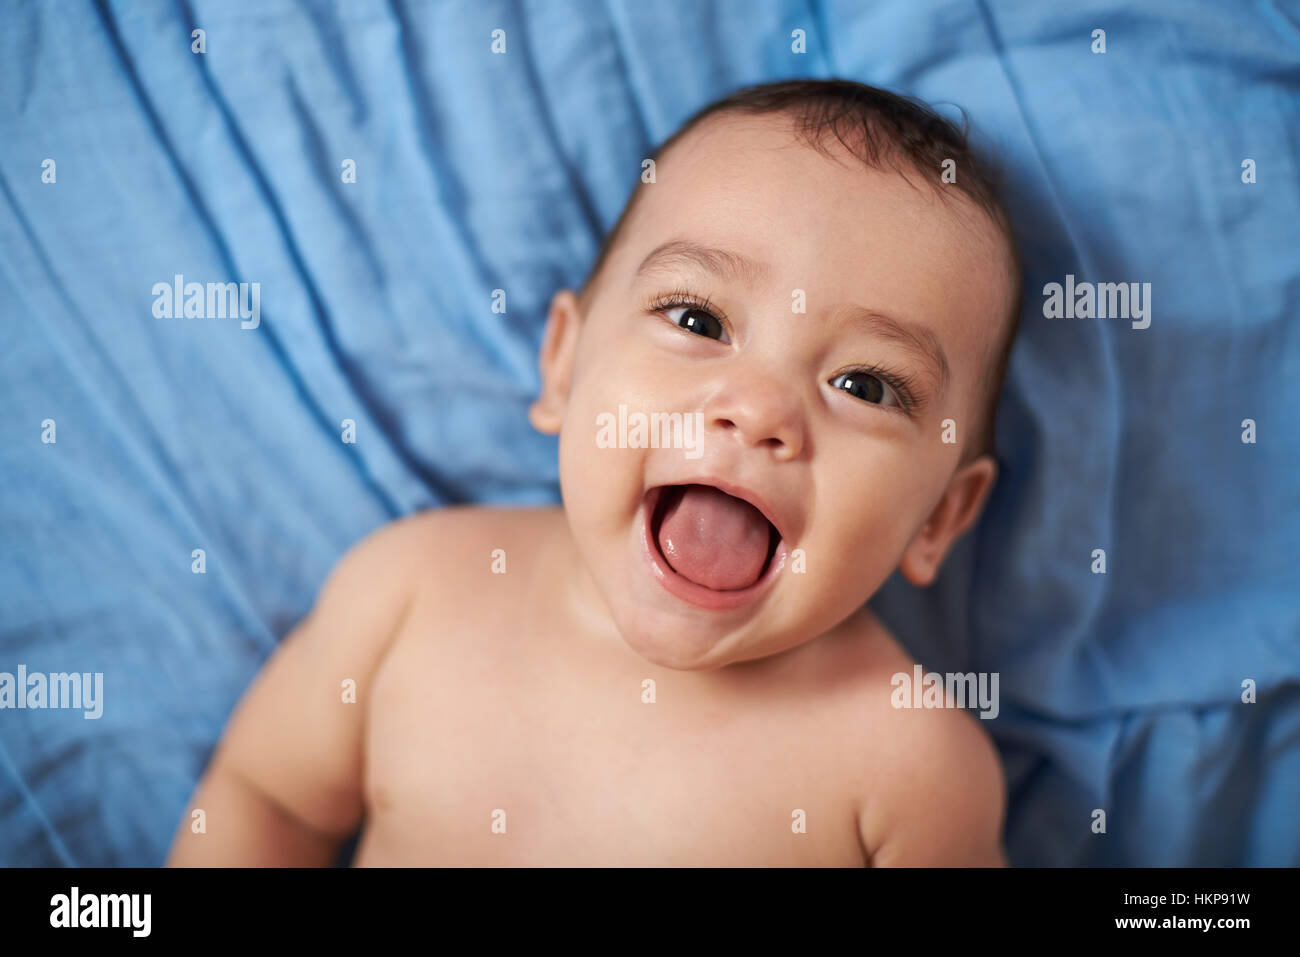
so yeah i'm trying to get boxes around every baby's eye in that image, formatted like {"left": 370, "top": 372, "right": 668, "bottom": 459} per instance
{"left": 829, "top": 371, "right": 901, "bottom": 408}
{"left": 665, "top": 306, "right": 728, "bottom": 343}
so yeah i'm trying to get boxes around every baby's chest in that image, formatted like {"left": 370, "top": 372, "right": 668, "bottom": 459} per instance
{"left": 357, "top": 625, "right": 867, "bottom": 866}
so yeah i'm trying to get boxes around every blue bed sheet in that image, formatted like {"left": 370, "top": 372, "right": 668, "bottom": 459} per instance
{"left": 1, "top": 0, "right": 1297, "bottom": 865}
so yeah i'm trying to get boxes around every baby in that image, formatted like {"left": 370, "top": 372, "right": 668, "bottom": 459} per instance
{"left": 168, "top": 79, "right": 1022, "bottom": 867}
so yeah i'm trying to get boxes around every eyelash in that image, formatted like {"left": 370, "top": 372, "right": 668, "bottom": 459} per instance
{"left": 643, "top": 288, "right": 921, "bottom": 416}
{"left": 832, "top": 363, "right": 920, "bottom": 415}
{"left": 646, "top": 288, "right": 728, "bottom": 329}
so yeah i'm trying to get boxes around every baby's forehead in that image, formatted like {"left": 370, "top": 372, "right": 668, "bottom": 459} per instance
{"left": 645, "top": 113, "right": 1005, "bottom": 262}
{"left": 626, "top": 119, "right": 1011, "bottom": 326}
{"left": 603, "top": 118, "right": 1013, "bottom": 404}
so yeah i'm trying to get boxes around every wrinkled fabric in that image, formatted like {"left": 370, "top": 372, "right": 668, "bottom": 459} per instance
{"left": 0, "top": 0, "right": 1296, "bottom": 865}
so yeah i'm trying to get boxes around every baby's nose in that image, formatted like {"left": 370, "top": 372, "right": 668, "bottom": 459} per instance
{"left": 702, "top": 371, "right": 805, "bottom": 461}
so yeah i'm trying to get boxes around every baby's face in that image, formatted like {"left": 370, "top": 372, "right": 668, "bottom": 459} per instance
{"left": 533, "top": 114, "right": 1015, "bottom": 670}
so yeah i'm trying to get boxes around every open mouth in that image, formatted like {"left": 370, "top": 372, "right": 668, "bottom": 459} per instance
{"left": 646, "top": 484, "right": 783, "bottom": 593}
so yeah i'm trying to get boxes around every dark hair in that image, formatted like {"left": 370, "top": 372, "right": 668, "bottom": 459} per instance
{"left": 579, "top": 78, "right": 1022, "bottom": 461}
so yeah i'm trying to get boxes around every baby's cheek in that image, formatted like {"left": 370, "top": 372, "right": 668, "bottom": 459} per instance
{"left": 809, "top": 501, "right": 915, "bottom": 595}
{"left": 559, "top": 392, "right": 649, "bottom": 529}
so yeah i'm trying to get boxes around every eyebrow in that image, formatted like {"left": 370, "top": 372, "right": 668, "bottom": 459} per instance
{"left": 635, "top": 238, "right": 949, "bottom": 396}
{"left": 840, "top": 307, "right": 950, "bottom": 396}
{"left": 634, "top": 239, "right": 770, "bottom": 286}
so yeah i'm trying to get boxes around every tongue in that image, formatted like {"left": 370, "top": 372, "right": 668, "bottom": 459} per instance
{"left": 656, "top": 485, "right": 774, "bottom": 591}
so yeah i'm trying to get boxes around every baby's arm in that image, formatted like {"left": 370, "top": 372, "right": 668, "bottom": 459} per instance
{"left": 166, "top": 520, "right": 419, "bottom": 866}
{"left": 858, "top": 705, "right": 1009, "bottom": 867}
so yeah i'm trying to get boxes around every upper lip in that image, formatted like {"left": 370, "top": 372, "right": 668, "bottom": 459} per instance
{"left": 652, "top": 476, "right": 790, "bottom": 543}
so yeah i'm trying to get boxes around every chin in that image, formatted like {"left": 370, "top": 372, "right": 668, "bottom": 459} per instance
{"left": 613, "top": 618, "right": 741, "bottom": 671}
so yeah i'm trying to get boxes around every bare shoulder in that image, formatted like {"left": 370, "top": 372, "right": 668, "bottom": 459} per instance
{"left": 361, "top": 503, "right": 565, "bottom": 597}
{"left": 364, "top": 503, "right": 559, "bottom": 548}
{"left": 366, "top": 504, "right": 562, "bottom": 560}
{"left": 825, "top": 608, "right": 1008, "bottom": 867}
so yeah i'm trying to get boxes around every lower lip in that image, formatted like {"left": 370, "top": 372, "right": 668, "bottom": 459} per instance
{"left": 639, "top": 486, "right": 788, "bottom": 612}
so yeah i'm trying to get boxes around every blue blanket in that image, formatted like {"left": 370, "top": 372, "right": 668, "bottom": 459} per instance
{"left": 1, "top": 0, "right": 1296, "bottom": 865}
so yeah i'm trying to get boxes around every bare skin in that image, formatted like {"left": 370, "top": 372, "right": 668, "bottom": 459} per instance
{"left": 168, "top": 112, "right": 1016, "bottom": 867}
{"left": 168, "top": 507, "right": 1006, "bottom": 866}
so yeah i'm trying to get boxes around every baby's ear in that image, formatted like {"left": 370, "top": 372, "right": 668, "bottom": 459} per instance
{"left": 898, "top": 454, "right": 997, "bottom": 586}
{"left": 528, "top": 289, "right": 583, "bottom": 435}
